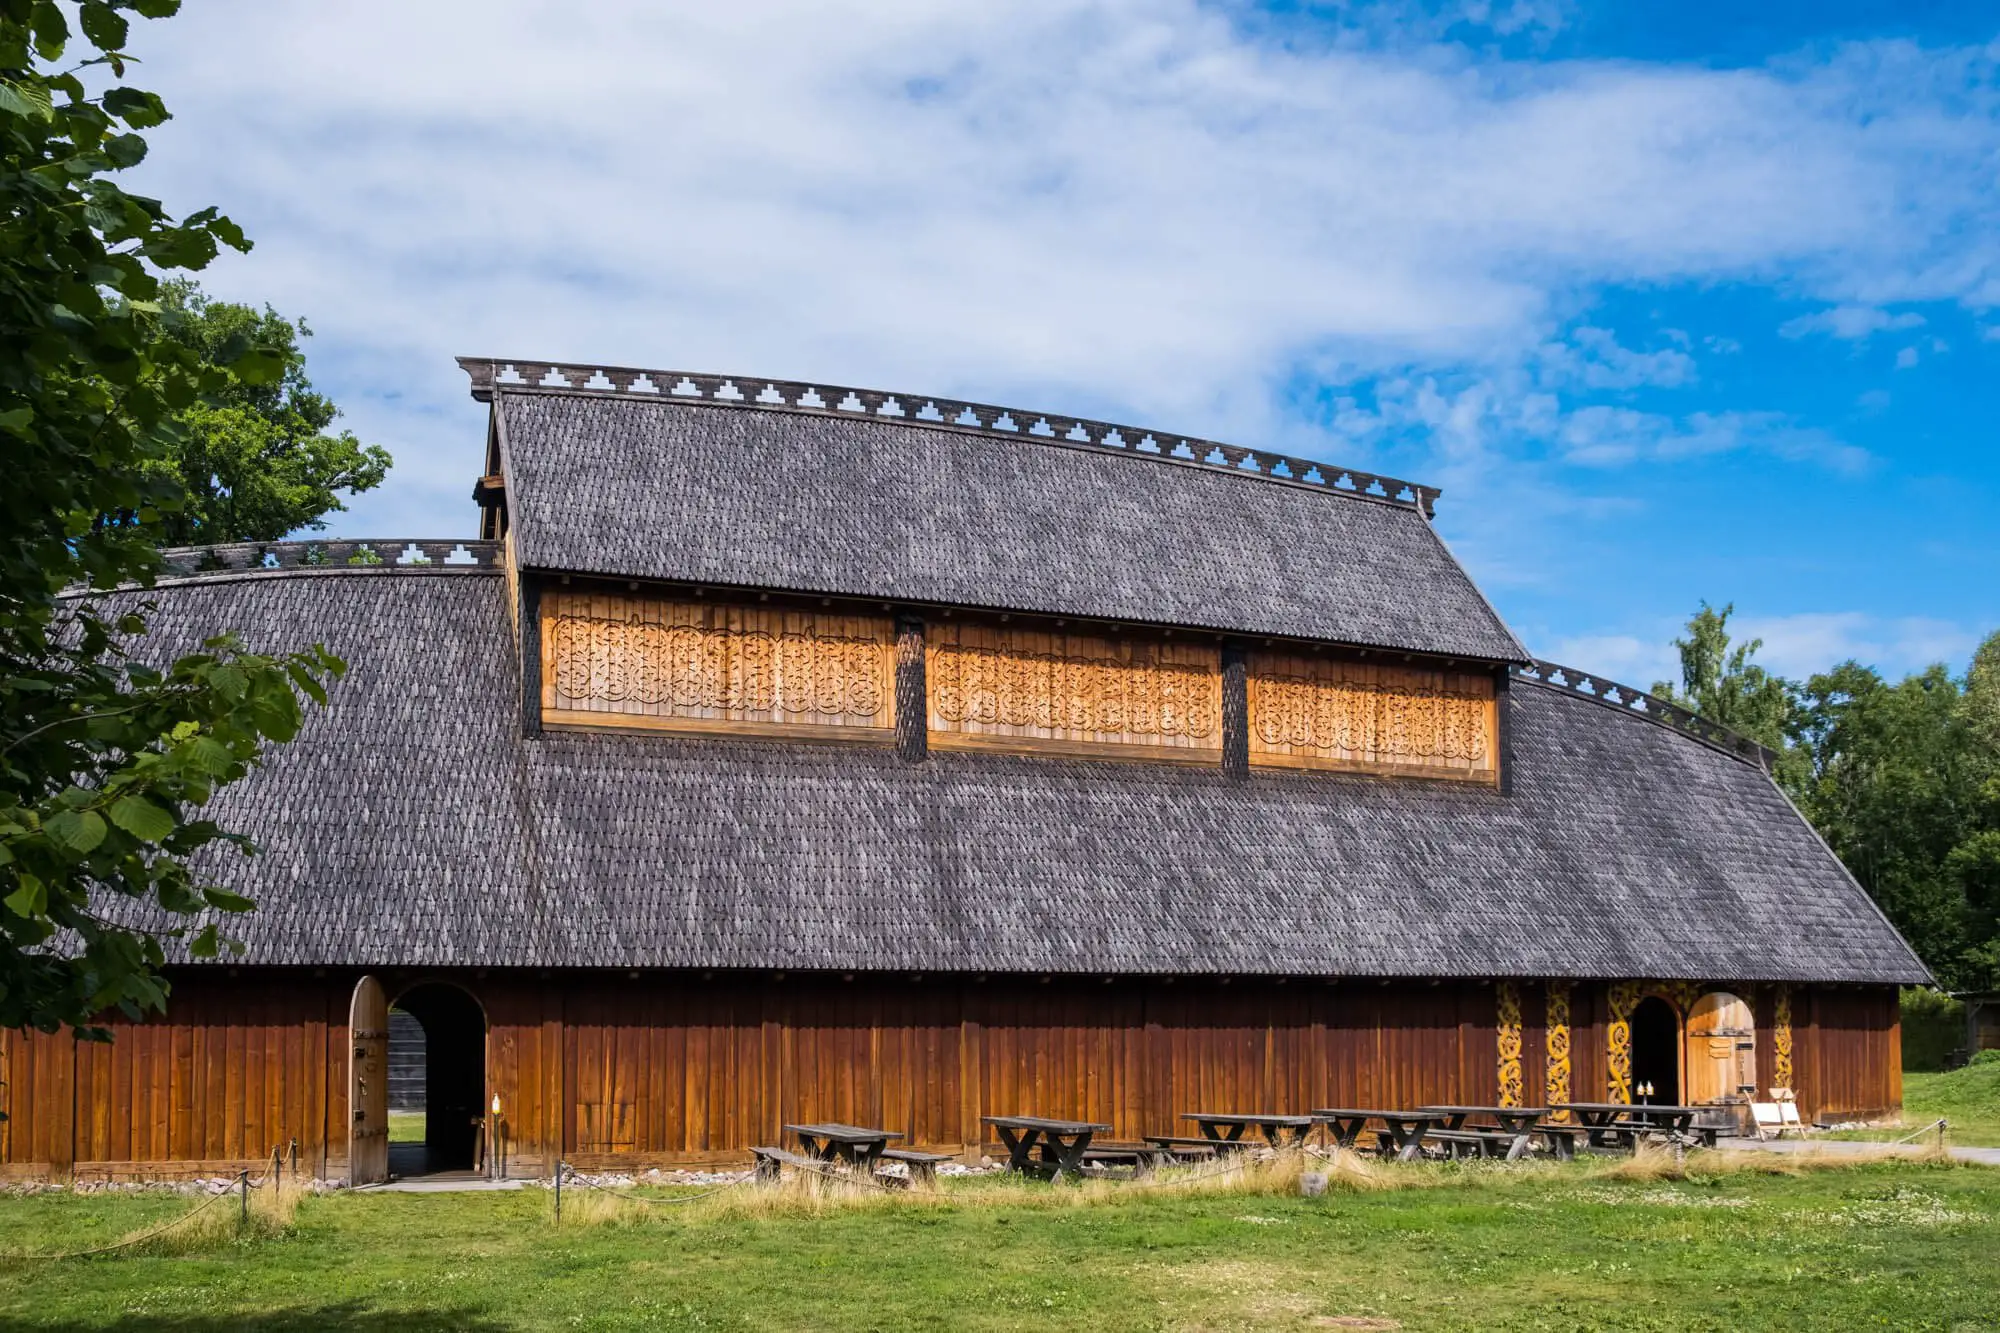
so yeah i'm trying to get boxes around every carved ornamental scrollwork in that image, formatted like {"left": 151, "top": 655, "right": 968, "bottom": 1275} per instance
{"left": 1545, "top": 984, "right": 1572, "bottom": 1119}
{"left": 1606, "top": 980, "right": 1642, "bottom": 1104}
{"left": 1247, "top": 653, "right": 1497, "bottom": 781}
{"left": 1773, "top": 985, "right": 1795, "bottom": 1091}
{"left": 927, "top": 625, "right": 1221, "bottom": 758}
{"left": 541, "top": 591, "right": 893, "bottom": 736}
{"left": 1495, "top": 982, "right": 1524, "bottom": 1109}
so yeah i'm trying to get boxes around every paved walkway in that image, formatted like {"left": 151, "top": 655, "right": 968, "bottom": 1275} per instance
{"left": 1715, "top": 1134, "right": 2000, "bottom": 1166}
{"left": 355, "top": 1174, "right": 527, "bottom": 1193}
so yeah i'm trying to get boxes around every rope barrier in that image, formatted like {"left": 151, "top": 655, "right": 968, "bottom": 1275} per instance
{"left": 1885, "top": 1118, "right": 1949, "bottom": 1146}
{"left": 0, "top": 1177, "right": 242, "bottom": 1263}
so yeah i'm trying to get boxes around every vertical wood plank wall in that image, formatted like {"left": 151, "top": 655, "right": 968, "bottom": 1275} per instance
{"left": 0, "top": 974, "right": 1904, "bottom": 1177}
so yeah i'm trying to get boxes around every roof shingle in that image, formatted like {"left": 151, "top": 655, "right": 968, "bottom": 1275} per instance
{"left": 497, "top": 391, "right": 1527, "bottom": 661}
{"left": 110, "top": 569, "right": 1925, "bottom": 984}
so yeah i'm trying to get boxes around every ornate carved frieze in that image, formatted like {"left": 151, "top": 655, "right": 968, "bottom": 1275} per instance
{"left": 1606, "top": 980, "right": 1642, "bottom": 1104}
{"left": 1495, "top": 982, "right": 1524, "bottom": 1109}
{"left": 541, "top": 591, "right": 894, "bottom": 737}
{"left": 1773, "top": 985, "right": 1795, "bottom": 1091}
{"left": 1247, "top": 653, "right": 1498, "bottom": 781}
{"left": 1545, "top": 984, "right": 1573, "bottom": 1118}
{"left": 927, "top": 624, "right": 1221, "bottom": 759}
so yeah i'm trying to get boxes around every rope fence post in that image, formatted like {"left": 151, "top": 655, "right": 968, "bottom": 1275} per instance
{"left": 237, "top": 1170, "right": 249, "bottom": 1232}
{"left": 554, "top": 1159, "right": 562, "bottom": 1224}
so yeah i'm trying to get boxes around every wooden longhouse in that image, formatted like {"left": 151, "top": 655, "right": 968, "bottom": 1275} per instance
{"left": 0, "top": 359, "right": 1928, "bottom": 1182}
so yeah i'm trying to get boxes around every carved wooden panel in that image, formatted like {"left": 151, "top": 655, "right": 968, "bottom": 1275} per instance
{"left": 540, "top": 590, "right": 894, "bottom": 740}
{"left": 926, "top": 623, "right": 1221, "bottom": 761}
{"left": 1246, "top": 653, "right": 1498, "bottom": 781}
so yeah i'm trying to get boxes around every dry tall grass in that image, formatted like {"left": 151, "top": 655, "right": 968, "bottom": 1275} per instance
{"left": 543, "top": 1139, "right": 1970, "bottom": 1229}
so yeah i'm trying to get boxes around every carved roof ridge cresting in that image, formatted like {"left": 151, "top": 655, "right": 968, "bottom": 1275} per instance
{"left": 1510, "top": 658, "right": 1777, "bottom": 770}
{"left": 455, "top": 357, "right": 1442, "bottom": 517}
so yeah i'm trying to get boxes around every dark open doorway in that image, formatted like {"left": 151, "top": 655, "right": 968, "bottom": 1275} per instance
{"left": 1630, "top": 995, "right": 1682, "bottom": 1105}
{"left": 388, "top": 982, "right": 486, "bottom": 1176}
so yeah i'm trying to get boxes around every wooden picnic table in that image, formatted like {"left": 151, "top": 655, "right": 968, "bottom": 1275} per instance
{"left": 1182, "top": 1113, "right": 1318, "bottom": 1148}
{"left": 983, "top": 1115, "right": 1112, "bottom": 1177}
{"left": 784, "top": 1122, "right": 903, "bottom": 1170}
{"left": 1312, "top": 1108, "right": 1441, "bottom": 1161}
{"left": 1418, "top": 1105, "right": 1547, "bottom": 1135}
{"left": 1549, "top": 1103, "right": 1715, "bottom": 1148}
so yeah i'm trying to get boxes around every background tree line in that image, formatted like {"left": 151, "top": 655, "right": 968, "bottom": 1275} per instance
{"left": 1655, "top": 604, "right": 2000, "bottom": 992}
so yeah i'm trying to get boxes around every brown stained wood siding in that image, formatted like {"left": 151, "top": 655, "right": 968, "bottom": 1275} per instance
{"left": 1, "top": 973, "right": 1907, "bottom": 1177}
{"left": 1246, "top": 652, "right": 1499, "bottom": 783}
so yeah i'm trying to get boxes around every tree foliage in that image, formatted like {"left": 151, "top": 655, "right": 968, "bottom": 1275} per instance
{"left": 144, "top": 279, "right": 390, "bottom": 544}
{"left": 1660, "top": 607, "right": 2000, "bottom": 991}
{"left": 0, "top": 0, "right": 342, "bottom": 1036}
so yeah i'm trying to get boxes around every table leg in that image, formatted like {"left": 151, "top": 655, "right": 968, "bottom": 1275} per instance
{"left": 1053, "top": 1132, "right": 1092, "bottom": 1178}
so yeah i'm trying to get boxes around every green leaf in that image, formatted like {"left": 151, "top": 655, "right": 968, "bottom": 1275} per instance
{"left": 0, "top": 406, "right": 33, "bottom": 434}
{"left": 78, "top": 2, "right": 130, "bottom": 51}
{"left": 107, "top": 795, "right": 175, "bottom": 843}
{"left": 103, "top": 133, "right": 148, "bottom": 169}
{"left": 102, "top": 86, "right": 169, "bottom": 128}
{"left": 29, "top": 1, "right": 69, "bottom": 61}
{"left": 4, "top": 874, "right": 49, "bottom": 919}
{"left": 201, "top": 886, "right": 255, "bottom": 913}
{"left": 228, "top": 345, "right": 287, "bottom": 386}
{"left": 45, "top": 808, "right": 108, "bottom": 854}
{"left": 187, "top": 923, "right": 219, "bottom": 958}
{"left": 0, "top": 79, "right": 55, "bottom": 121}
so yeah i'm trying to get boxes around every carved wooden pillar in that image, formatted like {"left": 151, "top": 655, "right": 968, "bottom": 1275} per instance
{"left": 896, "top": 616, "right": 927, "bottom": 764}
{"left": 518, "top": 571, "right": 542, "bottom": 739}
{"left": 1221, "top": 644, "right": 1249, "bottom": 779}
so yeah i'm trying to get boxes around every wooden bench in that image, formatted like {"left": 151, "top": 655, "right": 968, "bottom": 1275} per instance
{"left": 1429, "top": 1129, "right": 1531, "bottom": 1161}
{"left": 876, "top": 1148, "right": 954, "bottom": 1186}
{"left": 1144, "top": 1135, "right": 1239, "bottom": 1157}
{"left": 1076, "top": 1145, "right": 1161, "bottom": 1178}
{"left": 750, "top": 1145, "right": 817, "bottom": 1182}
{"left": 1532, "top": 1125, "right": 1590, "bottom": 1161}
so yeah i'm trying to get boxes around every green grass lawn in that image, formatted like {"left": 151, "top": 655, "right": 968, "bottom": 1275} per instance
{"left": 1907, "top": 1055, "right": 2000, "bottom": 1147}
{"left": 0, "top": 1157, "right": 1996, "bottom": 1330}
{"left": 1821, "top": 1054, "right": 2000, "bottom": 1148}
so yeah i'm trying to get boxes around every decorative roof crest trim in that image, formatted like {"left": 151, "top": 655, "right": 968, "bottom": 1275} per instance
{"left": 1510, "top": 658, "right": 1776, "bottom": 769}
{"left": 456, "top": 357, "right": 1441, "bottom": 517}
{"left": 153, "top": 539, "right": 500, "bottom": 581}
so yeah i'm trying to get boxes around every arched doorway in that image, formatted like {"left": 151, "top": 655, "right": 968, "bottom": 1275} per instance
{"left": 1685, "top": 992, "right": 1756, "bottom": 1105}
{"left": 1630, "top": 995, "right": 1682, "bottom": 1105}
{"left": 389, "top": 982, "right": 487, "bottom": 1177}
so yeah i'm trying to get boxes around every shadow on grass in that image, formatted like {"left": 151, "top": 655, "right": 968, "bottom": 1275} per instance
{"left": 0, "top": 1304, "right": 513, "bottom": 1332}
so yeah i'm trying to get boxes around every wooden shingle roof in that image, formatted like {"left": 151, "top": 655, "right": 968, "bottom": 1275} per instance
{"left": 476, "top": 361, "right": 1528, "bottom": 663}
{"left": 122, "top": 567, "right": 1927, "bottom": 984}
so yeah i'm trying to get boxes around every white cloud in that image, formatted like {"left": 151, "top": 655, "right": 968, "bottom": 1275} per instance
{"left": 1778, "top": 304, "right": 1926, "bottom": 340}
{"left": 100, "top": 3, "right": 2000, "bottom": 541}
{"left": 1737, "top": 612, "right": 1982, "bottom": 680}
{"left": 1555, "top": 406, "right": 1869, "bottom": 472}
{"left": 1895, "top": 345, "right": 1921, "bottom": 369}
{"left": 1545, "top": 632, "right": 1680, "bottom": 692}
{"left": 1537, "top": 326, "right": 1697, "bottom": 390}
{"left": 1551, "top": 612, "right": 1983, "bottom": 691}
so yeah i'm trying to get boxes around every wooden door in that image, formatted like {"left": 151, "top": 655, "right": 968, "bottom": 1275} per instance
{"left": 1684, "top": 992, "right": 1756, "bottom": 1105}
{"left": 348, "top": 976, "right": 390, "bottom": 1185}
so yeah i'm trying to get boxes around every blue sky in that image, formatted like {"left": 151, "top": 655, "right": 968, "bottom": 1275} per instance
{"left": 122, "top": 0, "right": 1999, "bottom": 690}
